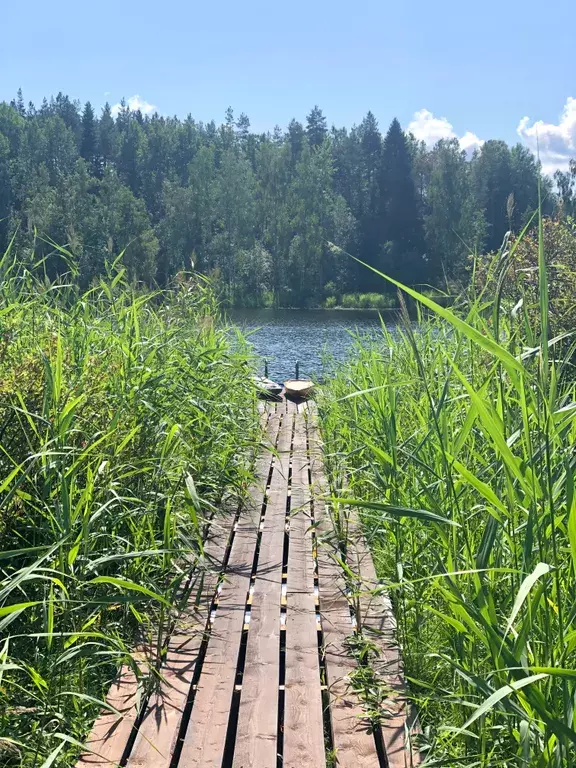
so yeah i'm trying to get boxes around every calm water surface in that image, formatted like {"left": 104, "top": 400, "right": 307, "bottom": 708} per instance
{"left": 229, "top": 308, "right": 398, "bottom": 383}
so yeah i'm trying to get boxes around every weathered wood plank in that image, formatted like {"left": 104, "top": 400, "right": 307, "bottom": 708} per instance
{"left": 177, "top": 412, "right": 282, "bottom": 767}
{"left": 119, "top": 408, "right": 274, "bottom": 768}
{"left": 318, "top": 551, "right": 381, "bottom": 767}
{"left": 125, "top": 523, "right": 236, "bottom": 767}
{"left": 283, "top": 412, "right": 325, "bottom": 767}
{"left": 176, "top": 517, "right": 258, "bottom": 766}
{"left": 286, "top": 415, "right": 314, "bottom": 593}
{"left": 75, "top": 658, "right": 148, "bottom": 767}
{"left": 125, "top": 636, "right": 200, "bottom": 767}
{"left": 350, "top": 529, "right": 421, "bottom": 768}
{"left": 232, "top": 410, "right": 293, "bottom": 768}
{"left": 284, "top": 592, "right": 325, "bottom": 768}
{"left": 309, "top": 402, "right": 420, "bottom": 767}
{"left": 308, "top": 408, "right": 381, "bottom": 768}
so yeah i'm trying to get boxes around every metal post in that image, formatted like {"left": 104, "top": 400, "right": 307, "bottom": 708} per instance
{"left": 295, "top": 361, "right": 299, "bottom": 380}
{"left": 264, "top": 360, "right": 268, "bottom": 378}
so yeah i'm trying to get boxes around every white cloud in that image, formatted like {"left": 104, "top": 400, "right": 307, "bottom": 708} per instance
{"left": 408, "top": 108, "right": 484, "bottom": 159}
{"left": 517, "top": 97, "right": 576, "bottom": 176}
{"left": 459, "top": 130, "right": 484, "bottom": 156}
{"left": 408, "top": 109, "right": 455, "bottom": 145}
{"left": 111, "top": 94, "right": 157, "bottom": 117}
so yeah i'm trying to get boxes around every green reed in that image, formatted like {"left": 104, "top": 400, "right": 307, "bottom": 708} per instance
{"left": 0, "top": 242, "right": 259, "bottom": 766}
{"left": 320, "top": 218, "right": 576, "bottom": 766}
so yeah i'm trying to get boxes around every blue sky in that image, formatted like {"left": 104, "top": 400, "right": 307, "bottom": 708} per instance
{"left": 2, "top": 0, "right": 575, "bottom": 172}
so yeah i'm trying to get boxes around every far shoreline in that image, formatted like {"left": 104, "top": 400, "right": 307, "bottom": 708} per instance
{"left": 228, "top": 305, "right": 400, "bottom": 312}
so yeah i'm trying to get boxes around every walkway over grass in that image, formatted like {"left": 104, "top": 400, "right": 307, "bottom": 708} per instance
{"left": 76, "top": 399, "right": 420, "bottom": 768}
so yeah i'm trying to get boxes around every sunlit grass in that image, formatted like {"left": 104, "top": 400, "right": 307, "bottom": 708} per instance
{"left": 320, "top": 212, "right": 576, "bottom": 766}
{"left": 0, "top": 243, "right": 259, "bottom": 766}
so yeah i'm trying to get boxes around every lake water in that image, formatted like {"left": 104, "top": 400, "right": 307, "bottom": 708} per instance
{"left": 228, "top": 308, "right": 397, "bottom": 383}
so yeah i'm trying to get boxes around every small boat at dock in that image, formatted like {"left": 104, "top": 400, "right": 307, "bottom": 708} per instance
{"left": 253, "top": 375, "right": 283, "bottom": 399}
{"left": 283, "top": 378, "right": 315, "bottom": 399}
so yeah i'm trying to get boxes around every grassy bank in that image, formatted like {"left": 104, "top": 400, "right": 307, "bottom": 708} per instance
{"left": 0, "top": 245, "right": 259, "bottom": 766}
{"left": 221, "top": 289, "right": 453, "bottom": 310}
{"left": 324, "top": 290, "right": 454, "bottom": 310}
{"left": 319, "top": 229, "right": 576, "bottom": 765}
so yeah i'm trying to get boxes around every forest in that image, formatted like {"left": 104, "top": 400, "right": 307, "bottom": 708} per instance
{"left": 1, "top": 89, "right": 575, "bottom": 306}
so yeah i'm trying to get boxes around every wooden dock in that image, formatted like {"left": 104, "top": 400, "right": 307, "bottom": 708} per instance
{"left": 77, "top": 399, "right": 420, "bottom": 768}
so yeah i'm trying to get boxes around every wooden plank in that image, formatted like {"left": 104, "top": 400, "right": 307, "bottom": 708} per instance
{"left": 308, "top": 410, "right": 381, "bottom": 768}
{"left": 76, "top": 658, "right": 149, "bottom": 767}
{"left": 126, "top": 636, "right": 201, "bottom": 767}
{"left": 284, "top": 592, "right": 325, "bottom": 768}
{"left": 176, "top": 513, "right": 259, "bottom": 765}
{"left": 122, "top": 409, "right": 277, "bottom": 768}
{"left": 125, "top": 519, "right": 239, "bottom": 766}
{"left": 351, "top": 531, "right": 421, "bottom": 768}
{"left": 318, "top": 551, "right": 380, "bottom": 768}
{"left": 283, "top": 412, "right": 325, "bottom": 767}
{"left": 177, "top": 412, "right": 282, "bottom": 767}
{"left": 232, "top": 410, "right": 293, "bottom": 768}
{"left": 286, "top": 414, "right": 314, "bottom": 593}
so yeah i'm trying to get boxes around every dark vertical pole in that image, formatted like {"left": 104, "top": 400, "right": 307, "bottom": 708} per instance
{"left": 295, "top": 361, "right": 299, "bottom": 380}
{"left": 265, "top": 360, "right": 269, "bottom": 378}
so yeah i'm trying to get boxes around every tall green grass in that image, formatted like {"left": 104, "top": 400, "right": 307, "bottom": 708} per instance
{"left": 320, "top": 223, "right": 576, "bottom": 766}
{"left": 0, "top": 244, "right": 259, "bottom": 766}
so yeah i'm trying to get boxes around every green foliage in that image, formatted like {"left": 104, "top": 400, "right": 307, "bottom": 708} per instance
{"left": 339, "top": 292, "right": 397, "bottom": 309}
{"left": 0, "top": 246, "right": 259, "bottom": 766}
{"left": 379, "top": 118, "right": 426, "bottom": 282}
{"left": 554, "top": 160, "right": 576, "bottom": 217}
{"left": 475, "top": 215, "right": 576, "bottom": 336}
{"left": 0, "top": 90, "right": 561, "bottom": 307}
{"left": 233, "top": 242, "right": 272, "bottom": 307}
{"left": 425, "top": 138, "right": 483, "bottom": 278}
{"left": 319, "top": 220, "right": 576, "bottom": 766}
{"left": 306, "top": 105, "right": 328, "bottom": 148}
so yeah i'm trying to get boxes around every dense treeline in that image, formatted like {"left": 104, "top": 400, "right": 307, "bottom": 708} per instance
{"left": 0, "top": 89, "right": 572, "bottom": 306}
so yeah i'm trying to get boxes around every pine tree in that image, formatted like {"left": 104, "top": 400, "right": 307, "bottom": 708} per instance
{"left": 12, "top": 88, "right": 26, "bottom": 117}
{"left": 117, "top": 119, "right": 147, "bottom": 193}
{"left": 358, "top": 112, "right": 383, "bottom": 279}
{"left": 99, "top": 103, "right": 117, "bottom": 171}
{"left": 379, "top": 118, "right": 425, "bottom": 283}
{"left": 236, "top": 112, "right": 250, "bottom": 138}
{"left": 80, "top": 102, "right": 100, "bottom": 176}
{"left": 287, "top": 119, "right": 305, "bottom": 166}
{"left": 0, "top": 133, "right": 12, "bottom": 248}
{"left": 53, "top": 92, "right": 82, "bottom": 139}
{"left": 359, "top": 111, "right": 381, "bottom": 162}
{"left": 288, "top": 142, "right": 336, "bottom": 304}
{"left": 306, "top": 106, "right": 327, "bottom": 149}
{"left": 213, "top": 148, "right": 257, "bottom": 289}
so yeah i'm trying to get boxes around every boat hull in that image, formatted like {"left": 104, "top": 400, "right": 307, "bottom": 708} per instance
{"left": 253, "top": 376, "right": 283, "bottom": 400}
{"left": 283, "top": 379, "right": 315, "bottom": 399}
